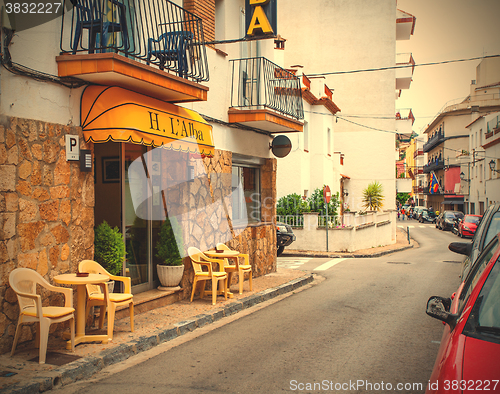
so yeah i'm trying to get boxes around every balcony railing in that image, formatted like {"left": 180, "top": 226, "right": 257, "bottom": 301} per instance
{"left": 423, "top": 160, "right": 444, "bottom": 173}
{"left": 423, "top": 185, "right": 443, "bottom": 195}
{"left": 423, "top": 130, "right": 445, "bottom": 152}
{"left": 229, "top": 57, "right": 304, "bottom": 121}
{"left": 413, "top": 149, "right": 423, "bottom": 158}
{"left": 487, "top": 115, "right": 500, "bottom": 134}
{"left": 413, "top": 186, "right": 423, "bottom": 194}
{"left": 60, "top": 0, "right": 209, "bottom": 82}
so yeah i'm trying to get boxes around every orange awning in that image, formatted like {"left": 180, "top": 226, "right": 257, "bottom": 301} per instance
{"left": 81, "top": 86, "right": 214, "bottom": 156}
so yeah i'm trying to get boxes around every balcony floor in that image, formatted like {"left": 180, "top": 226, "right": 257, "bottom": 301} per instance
{"left": 228, "top": 108, "right": 303, "bottom": 133}
{"left": 57, "top": 53, "right": 208, "bottom": 103}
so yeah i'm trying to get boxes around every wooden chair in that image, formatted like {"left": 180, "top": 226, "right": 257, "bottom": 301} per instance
{"left": 188, "top": 247, "right": 228, "bottom": 305}
{"left": 216, "top": 243, "right": 253, "bottom": 294}
{"left": 9, "top": 268, "right": 75, "bottom": 364}
{"left": 78, "top": 260, "right": 134, "bottom": 340}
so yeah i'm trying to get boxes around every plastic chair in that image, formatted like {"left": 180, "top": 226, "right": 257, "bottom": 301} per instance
{"left": 9, "top": 268, "right": 75, "bottom": 364}
{"left": 216, "top": 243, "right": 253, "bottom": 294}
{"left": 78, "top": 260, "right": 134, "bottom": 340}
{"left": 70, "top": 0, "right": 129, "bottom": 54}
{"left": 188, "top": 247, "right": 228, "bottom": 305}
{"left": 146, "top": 31, "right": 193, "bottom": 77}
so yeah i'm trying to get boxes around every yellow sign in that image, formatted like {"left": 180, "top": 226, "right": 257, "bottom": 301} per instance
{"left": 80, "top": 86, "right": 214, "bottom": 156}
{"left": 246, "top": 0, "right": 276, "bottom": 37}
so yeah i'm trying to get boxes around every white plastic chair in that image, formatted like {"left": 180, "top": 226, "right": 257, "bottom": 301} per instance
{"left": 9, "top": 268, "right": 75, "bottom": 364}
{"left": 79, "top": 260, "right": 134, "bottom": 340}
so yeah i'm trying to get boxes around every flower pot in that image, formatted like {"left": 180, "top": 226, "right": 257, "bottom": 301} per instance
{"left": 157, "top": 264, "right": 184, "bottom": 290}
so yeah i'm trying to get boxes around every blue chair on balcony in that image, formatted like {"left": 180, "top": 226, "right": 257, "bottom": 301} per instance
{"left": 146, "top": 31, "right": 193, "bottom": 78}
{"left": 71, "top": 0, "right": 129, "bottom": 54}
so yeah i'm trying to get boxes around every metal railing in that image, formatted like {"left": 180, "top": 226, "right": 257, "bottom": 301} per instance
{"left": 423, "top": 130, "right": 445, "bottom": 152}
{"left": 423, "top": 160, "right": 445, "bottom": 173}
{"left": 277, "top": 215, "right": 304, "bottom": 228}
{"left": 60, "top": 0, "right": 209, "bottom": 82}
{"left": 229, "top": 57, "right": 304, "bottom": 121}
{"left": 487, "top": 115, "right": 500, "bottom": 133}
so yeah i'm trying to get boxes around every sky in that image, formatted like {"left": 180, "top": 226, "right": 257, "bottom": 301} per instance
{"left": 395, "top": 0, "right": 500, "bottom": 137}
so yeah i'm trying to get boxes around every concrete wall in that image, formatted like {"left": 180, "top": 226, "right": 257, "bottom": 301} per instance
{"left": 290, "top": 211, "right": 396, "bottom": 253}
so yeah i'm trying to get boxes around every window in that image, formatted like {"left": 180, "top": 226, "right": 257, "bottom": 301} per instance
{"left": 327, "top": 128, "right": 331, "bottom": 156}
{"left": 232, "top": 165, "right": 260, "bottom": 223}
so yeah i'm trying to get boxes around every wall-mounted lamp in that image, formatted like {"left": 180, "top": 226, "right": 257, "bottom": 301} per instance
{"left": 343, "top": 189, "right": 349, "bottom": 197}
{"left": 460, "top": 172, "right": 470, "bottom": 182}
{"left": 489, "top": 160, "right": 500, "bottom": 173}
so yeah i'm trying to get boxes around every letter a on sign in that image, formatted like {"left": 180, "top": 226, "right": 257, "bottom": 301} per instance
{"left": 245, "top": 0, "right": 277, "bottom": 37}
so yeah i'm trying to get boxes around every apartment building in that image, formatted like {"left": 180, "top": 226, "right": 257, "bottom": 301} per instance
{"left": 423, "top": 57, "right": 500, "bottom": 212}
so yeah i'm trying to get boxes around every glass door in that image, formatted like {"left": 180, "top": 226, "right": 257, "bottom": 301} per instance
{"left": 123, "top": 144, "right": 151, "bottom": 292}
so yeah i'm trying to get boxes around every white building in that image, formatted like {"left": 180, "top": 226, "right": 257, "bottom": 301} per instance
{"left": 277, "top": 1, "right": 416, "bottom": 214}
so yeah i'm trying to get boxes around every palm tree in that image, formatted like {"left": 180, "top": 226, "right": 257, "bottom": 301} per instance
{"left": 362, "top": 181, "right": 384, "bottom": 211}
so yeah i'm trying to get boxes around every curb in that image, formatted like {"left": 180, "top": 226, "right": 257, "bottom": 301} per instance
{"left": 4, "top": 274, "right": 314, "bottom": 394}
{"left": 282, "top": 244, "right": 414, "bottom": 259}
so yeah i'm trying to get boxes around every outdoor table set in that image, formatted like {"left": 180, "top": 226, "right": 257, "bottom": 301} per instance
{"left": 9, "top": 261, "right": 134, "bottom": 364}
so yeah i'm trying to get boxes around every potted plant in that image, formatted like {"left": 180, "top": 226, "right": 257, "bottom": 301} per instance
{"left": 155, "top": 216, "right": 184, "bottom": 289}
{"left": 94, "top": 221, "right": 126, "bottom": 292}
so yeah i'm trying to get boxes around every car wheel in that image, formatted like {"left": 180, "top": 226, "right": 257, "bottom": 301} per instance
{"left": 277, "top": 246, "right": 285, "bottom": 256}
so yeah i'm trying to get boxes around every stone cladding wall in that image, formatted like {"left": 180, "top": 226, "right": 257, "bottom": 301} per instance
{"left": 0, "top": 116, "right": 94, "bottom": 354}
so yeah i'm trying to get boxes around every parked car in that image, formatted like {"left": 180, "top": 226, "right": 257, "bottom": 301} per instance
{"left": 449, "top": 202, "right": 500, "bottom": 280}
{"left": 435, "top": 210, "right": 464, "bottom": 231}
{"left": 457, "top": 214, "right": 482, "bottom": 238}
{"left": 425, "top": 233, "right": 500, "bottom": 393}
{"left": 276, "top": 222, "right": 296, "bottom": 256}
{"left": 418, "top": 209, "right": 436, "bottom": 223}
{"left": 412, "top": 206, "right": 426, "bottom": 220}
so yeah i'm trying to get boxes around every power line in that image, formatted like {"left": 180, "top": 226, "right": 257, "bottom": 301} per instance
{"left": 306, "top": 54, "right": 500, "bottom": 77}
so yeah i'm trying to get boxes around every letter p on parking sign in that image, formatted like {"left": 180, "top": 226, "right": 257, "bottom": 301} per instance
{"left": 65, "top": 135, "right": 79, "bottom": 161}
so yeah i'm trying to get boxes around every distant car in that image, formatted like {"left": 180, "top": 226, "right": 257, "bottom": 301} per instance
{"left": 419, "top": 209, "right": 436, "bottom": 223}
{"left": 276, "top": 222, "right": 295, "bottom": 256}
{"left": 449, "top": 202, "right": 500, "bottom": 280}
{"left": 458, "top": 214, "right": 481, "bottom": 238}
{"left": 425, "top": 233, "right": 500, "bottom": 393}
{"left": 436, "top": 211, "right": 464, "bottom": 231}
{"left": 412, "top": 206, "right": 426, "bottom": 220}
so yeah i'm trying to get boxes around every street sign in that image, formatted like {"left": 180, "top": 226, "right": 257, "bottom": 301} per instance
{"left": 323, "top": 185, "right": 331, "bottom": 204}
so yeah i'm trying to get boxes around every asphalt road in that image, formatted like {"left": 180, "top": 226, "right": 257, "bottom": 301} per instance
{"left": 56, "top": 223, "right": 463, "bottom": 394}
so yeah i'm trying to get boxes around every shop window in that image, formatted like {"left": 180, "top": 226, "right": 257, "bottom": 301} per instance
{"left": 232, "top": 165, "right": 260, "bottom": 223}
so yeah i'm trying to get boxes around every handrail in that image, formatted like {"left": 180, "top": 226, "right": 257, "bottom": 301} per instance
{"left": 229, "top": 57, "right": 304, "bottom": 121}
{"left": 60, "top": 0, "right": 209, "bottom": 82}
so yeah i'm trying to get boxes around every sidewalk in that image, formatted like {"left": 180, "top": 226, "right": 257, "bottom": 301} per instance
{"left": 0, "top": 228, "right": 416, "bottom": 394}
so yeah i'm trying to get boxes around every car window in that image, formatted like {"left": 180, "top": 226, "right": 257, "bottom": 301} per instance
{"left": 458, "top": 236, "right": 499, "bottom": 313}
{"left": 464, "top": 216, "right": 480, "bottom": 224}
{"left": 483, "top": 212, "right": 500, "bottom": 248}
{"left": 471, "top": 205, "right": 496, "bottom": 254}
{"left": 463, "top": 257, "right": 500, "bottom": 340}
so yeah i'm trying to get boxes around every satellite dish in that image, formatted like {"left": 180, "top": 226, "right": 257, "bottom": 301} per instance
{"left": 270, "top": 135, "right": 292, "bottom": 158}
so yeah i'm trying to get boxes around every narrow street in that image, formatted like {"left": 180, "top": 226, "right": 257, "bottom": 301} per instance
{"left": 55, "top": 224, "right": 461, "bottom": 393}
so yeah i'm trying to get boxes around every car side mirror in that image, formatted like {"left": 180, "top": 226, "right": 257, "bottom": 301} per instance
{"left": 448, "top": 241, "right": 472, "bottom": 256}
{"left": 426, "top": 296, "right": 458, "bottom": 328}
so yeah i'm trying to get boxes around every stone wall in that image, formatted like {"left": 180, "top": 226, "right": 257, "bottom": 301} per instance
{"left": 0, "top": 116, "right": 94, "bottom": 354}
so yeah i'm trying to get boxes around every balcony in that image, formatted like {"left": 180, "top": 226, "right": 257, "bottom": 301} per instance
{"left": 415, "top": 167, "right": 423, "bottom": 175}
{"left": 413, "top": 186, "right": 423, "bottom": 194}
{"left": 413, "top": 149, "right": 423, "bottom": 159}
{"left": 396, "top": 53, "right": 415, "bottom": 91}
{"left": 228, "top": 57, "right": 304, "bottom": 133}
{"left": 423, "top": 184, "right": 443, "bottom": 195}
{"left": 423, "top": 130, "right": 445, "bottom": 152}
{"left": 57, "top": 0, "right": 209, "bottom": 102}
{"left": 423, "top": 160, "right": 445, "bottom": 173}
{"left": 396, "top": 9, "right": 416, "bottom": 41}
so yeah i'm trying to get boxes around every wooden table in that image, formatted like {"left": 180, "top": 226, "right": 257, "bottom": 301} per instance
{"left": 204, "top": 250, "right": 241, "bottom": 298}
{"left": 53, "top": 273, "right": 110, "bottom": 349}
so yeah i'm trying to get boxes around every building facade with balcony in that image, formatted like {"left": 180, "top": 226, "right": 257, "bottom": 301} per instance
{"left": 0, "top": 0, "right": 306, "bottom": 353}
{"left": 422, "top": 57, "right": 500, "bottom": 213}
{"left": 278, "top": 1, "right": 415, "bottom": 222}
{"left": 461, "top": 112, "right": 500, "bottom": 214}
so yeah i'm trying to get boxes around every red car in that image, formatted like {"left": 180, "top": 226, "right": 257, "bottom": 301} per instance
{"left": 458, "top": 214, "right": 482, "bottom": 238}
{"left": 425, "top": 233, "right": 500, "bottom": 393}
